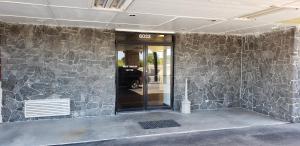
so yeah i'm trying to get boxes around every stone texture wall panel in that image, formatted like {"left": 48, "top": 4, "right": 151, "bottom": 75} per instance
{"left": 1, "top": 21, "right": 300, "bottom": 123}
{"left": 0, "top": 23, "right": 115, "bottom": 122}
{"left": 174, "top": 33, "right": 241, "bottom": 111}
{"left": 241, "top": 29, "right": 296, "bottom": 122}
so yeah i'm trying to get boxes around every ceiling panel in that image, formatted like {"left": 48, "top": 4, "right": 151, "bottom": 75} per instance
{"left": 111, "top": 12, "right": 175, "bottom": 26}
{"left": 227, "top": 24, "right": 291, "bottom": 35}
{"left": 126, "top": 0, "right": 294, "bottom": 19}
{"left": 0, "top": 0, "right": 47, "bottom": 5}
{"left": 0, "top": 2, "right": 52, "bottom": 18}
{"left": 111, "top": 23, "right": 155, "bottom": 30}
{"left": 57, "top": 20, "right": 108, "bottom": 28}
{"left": 0, "top": 15, "right": 57, "bottom": 25}
{"left": 50, "top": 7, "right": 117, "bottom": 22}
{"left": 194, "top": 20, "right": 267, "bottom": 33}
{"left": 207, "top": 0, "right": 297, "bottom": 7}
{"left": 255, "top": 8, "right": 300, "bottom": 23}
{"left": 153, "top": 17, "right": 221, "bottom": 32}
{"left": 0, "top": 0, "right": 299, "bottom": 34}
{"left": 48, "top": 0, "right": 93, "bottom": 8}
{"left": 285, "top": 1, "right": 300, "bottom": 8}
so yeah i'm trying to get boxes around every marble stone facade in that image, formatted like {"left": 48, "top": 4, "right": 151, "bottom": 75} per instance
{"left": 291, "top": 28, "right": 300, "bottom": 122}
{"left": 241, "top": 29, "right": 296, "bottom": 122}
{"left": 174, "top": 33, "right": 242, "bottom": 111}
{"left": 1, "top": 21, "right": 300, "bottom": 123}
{"left": 0, "top": 82, "right": 2, "bottom": 123}
{"left": 0, "top": 22, "right": 115, "bottom": 122}
{"left": 174, "top": 29, "right": 300, "bottom": 123}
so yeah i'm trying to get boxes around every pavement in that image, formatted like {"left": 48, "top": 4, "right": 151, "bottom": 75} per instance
{"left": 58, "top": 123, "right": 300, "bottom": 146}
{"left": 0, "top": 108, "right": 286, "bottom": 146}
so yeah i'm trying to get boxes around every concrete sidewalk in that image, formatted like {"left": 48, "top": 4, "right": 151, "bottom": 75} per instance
{"left": 0, "top": 108, "right": 286, "bottom": 146}
{"left": 63, "top": 123, "right": 300, "bottom": 146}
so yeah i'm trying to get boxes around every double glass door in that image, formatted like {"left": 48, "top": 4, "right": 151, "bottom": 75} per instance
{"left": 116, "top": 44, "right": 172, "bottom": 111}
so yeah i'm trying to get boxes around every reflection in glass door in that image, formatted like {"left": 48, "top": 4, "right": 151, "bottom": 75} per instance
{"left": 116, "top": 44, "right": 173, "bottom": 111}
{"left": 117, "top": 44, "right": 144, "bottom": 111}
{"left": 146, "top": 46, "right": 172, "bottom": 108}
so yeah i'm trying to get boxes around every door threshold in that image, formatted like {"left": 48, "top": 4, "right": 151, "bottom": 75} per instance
{"left": 117, "top": 108, "right": 173, "bottom": 115}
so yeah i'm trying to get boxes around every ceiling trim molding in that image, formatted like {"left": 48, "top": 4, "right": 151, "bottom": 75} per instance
{"left": 0, "top": 1, "right": 227, "bottom": 20}
{"left": 223, "top": 23, "right": 274, "bottom": 34}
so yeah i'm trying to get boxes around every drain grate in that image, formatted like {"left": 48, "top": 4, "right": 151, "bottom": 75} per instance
{"left": 138, "top": 120, "right": 181, "bottom": 129}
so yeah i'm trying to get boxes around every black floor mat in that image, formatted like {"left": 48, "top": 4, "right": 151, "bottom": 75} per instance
{"left": 138, "top": 120, "right": 181, "bottom": 129}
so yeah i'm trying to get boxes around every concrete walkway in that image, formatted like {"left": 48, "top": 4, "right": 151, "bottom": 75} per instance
{"left": 63, "top": 123, "right": 300, "bottom": 146}
{"left": 0, "top": 108, "right": 286, "bottom": 146}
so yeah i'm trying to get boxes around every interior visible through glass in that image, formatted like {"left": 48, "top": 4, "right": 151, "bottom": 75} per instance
{"left": 147, "top": 46, "right": 172, "bottom": 107}
{"left": 116, "top": 43, "right": 172, "bottom": 111}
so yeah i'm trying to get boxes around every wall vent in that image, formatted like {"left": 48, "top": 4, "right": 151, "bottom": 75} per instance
{"left": 94, "top": 0, "right": 133, "bottom": 10}
{"left": 25, "top": 99, "right": 70, "bottom": 118}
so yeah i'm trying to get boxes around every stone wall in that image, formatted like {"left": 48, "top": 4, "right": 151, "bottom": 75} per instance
{"left": 0, "top": 22, "right": 115, "bottom": 122}
{"left": 1, "top": 21, "right": 300, "bottom": 123}
{"left": 240, "top": 29, "right": 296, "bottom": 122}
{"left": 174, "top": 29, "right": 300, "bottom": 123}
{"left": 0, "top": 82, "right": 2, "bottom": 123}
{"left": 174, "top": 33, "right": 242, "bottom": 111}
{"left": 291, "top": 28, "right": 300, "bottom": 122}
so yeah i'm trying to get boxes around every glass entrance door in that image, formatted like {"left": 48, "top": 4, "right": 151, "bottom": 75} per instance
{"left": 116, "top": 44, "right": 173, "bottom": 111}
{"left": 116, "top": 32, "right": 173, "bottom": 112}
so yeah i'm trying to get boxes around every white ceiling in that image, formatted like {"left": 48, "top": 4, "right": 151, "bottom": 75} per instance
{"left": 0, "top": 0, "right": 299, "bottom": 34}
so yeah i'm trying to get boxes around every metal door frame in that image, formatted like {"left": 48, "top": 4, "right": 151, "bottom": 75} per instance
{"left": 115, "top": 33, "right": 175, "bottom": 113}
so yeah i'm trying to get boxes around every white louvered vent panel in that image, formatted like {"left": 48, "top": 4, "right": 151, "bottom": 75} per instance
{"left": 25, "top": 99, "right": 70, "bottom": 118}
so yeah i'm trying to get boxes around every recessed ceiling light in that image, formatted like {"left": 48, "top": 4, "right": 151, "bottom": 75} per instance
{"left": 94, "top": 0, "right": 133, "bottom": 10}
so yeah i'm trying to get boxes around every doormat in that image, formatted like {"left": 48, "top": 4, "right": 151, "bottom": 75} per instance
{"left": 138, "top": 120, "right": 181, "bottom": 129}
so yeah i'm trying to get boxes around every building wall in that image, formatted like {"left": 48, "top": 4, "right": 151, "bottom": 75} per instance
{"left": 1, "top": 21, "right": 300, "bottom": 123}
{"left": 174, "top": 29, "right": 300, "bottom": 123}
{"left": 241, "top": 29, "right": 296, "bottom": 122}
{"left": 0, "top": 22, "right": 115, "bottom": 122}
{"left": 0, "top": 82, "right": 2, "bottom": 123}
{"left": 291, "top": 28, "right": 300, "bottom": 122}
{"left": 174, "top": 33, "right": 242, "bottom": 111}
